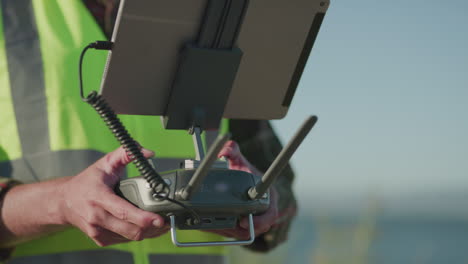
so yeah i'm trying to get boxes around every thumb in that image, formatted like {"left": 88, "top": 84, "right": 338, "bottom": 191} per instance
{"left": 218, "top": 141, "right": 255, "bottom": 173}
{"left": 217, "top": 140, "right": 241, "bottom": 160}
{"left": 97, "top": 146, "right": 155, "bottom": 174}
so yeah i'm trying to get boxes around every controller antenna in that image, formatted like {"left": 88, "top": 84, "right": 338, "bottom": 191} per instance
{"left": 248, "top": 116, "right": 317, "bottom": 200}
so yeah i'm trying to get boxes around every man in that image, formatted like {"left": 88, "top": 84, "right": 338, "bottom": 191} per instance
{"left": 0, "top": 0, "right": 297, "bottom": 263}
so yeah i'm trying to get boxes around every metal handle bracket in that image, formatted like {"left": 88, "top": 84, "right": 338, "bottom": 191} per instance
{"left": 170, "top": 214, "right": 256, "bottom": 247}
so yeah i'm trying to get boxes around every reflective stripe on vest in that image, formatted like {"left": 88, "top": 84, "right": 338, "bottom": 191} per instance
{"left": 12, "top": 228, "right": 227, "bottom": 262}
{"left": 9, "top": 250, "right": 133, "bottom": 264}
{"left": 0, "top": 0, "right": 49, "bottom": 159}
{"left": 0, "top": 149, "right": 184, "bottom": 183}
{"left": 149, "top": 254, "right": 225, "bottom": 264}
{"left": 8, "top": 251, "right": 226, "bottom": 264}
{"left": 0, "top": 0, "right": 226, "bottom": 262}
{"left": 0, "top": 0, "right": 24, "bottom": 160}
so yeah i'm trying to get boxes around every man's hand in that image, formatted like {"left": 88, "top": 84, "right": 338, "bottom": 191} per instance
{"left": 58, "top": 147, "right": 169, "bottom": 246}
{"left": 206, "top": 140, "right": 279, "bottom": 240}
{"left": 0, "top": 147, "right": 169, "bottom": 248}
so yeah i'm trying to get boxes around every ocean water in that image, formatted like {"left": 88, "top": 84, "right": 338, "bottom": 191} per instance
{"left": 230, "top": 214, "right": 468, "bottom": 264}
{"left": 287, "top": 215, "right": 468, "bottom": 264}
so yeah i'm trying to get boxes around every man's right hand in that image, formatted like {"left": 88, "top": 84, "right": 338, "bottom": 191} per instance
{"left": 0, "top": 147, "right": 168, "bottom": 248}
{"left": 58, "top": 147, "right": 169, "bottom": 246}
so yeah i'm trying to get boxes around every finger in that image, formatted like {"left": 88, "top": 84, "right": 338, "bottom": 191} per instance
{"left": 98, "top": 218, "right": 169, "bottom": 243}
{"left": 239, "top": 188, "right": 279, "bottom": 229}
{"left": 217, "top": 141, "right": 246, "bottom": 170}
{"left": 230, "top": 226, "right": 252, "bottom": 240}
{"left": 145, "top": 226, "right": 171, "bottom": 238}
{"left": 217, "top": 140, "right": 240, "bottom": 159}
{"left": 253, "top": 193, "right": 280, "bottom": 235}
{"left": 254, "top": 208, "right": 278, "bottom": 235}
{"left": 75, "top": 217, "right": 130, "bottom": 247}
{"left": 97, "top": 146, "right": 155, "bottom": 174}
{"left": 81, "top": 206, "right": 147, "bottom": 242}
{"left": 87, "top": 226, "right": 131, "bottom": 247}
{"left": 140, "top": 148, "right": 156, "bottom": 159}
{"left": 218, "top": 141, "right": 262, "bottom": 174}
{"left": 239, "top": 207, "right": 278, "bottom": 235}
{"left": 98, "top": 211, "right": 147, "bottom": 241}
{"left": 100, "top": 229, "right": 130, "bottom": 243}
{"left": 96, "top": 191, "right": 165, "bottom": 229}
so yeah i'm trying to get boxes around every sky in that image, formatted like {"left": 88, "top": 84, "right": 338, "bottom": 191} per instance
{"left": 271, "top": 0, "right": 468, "bottom": 204}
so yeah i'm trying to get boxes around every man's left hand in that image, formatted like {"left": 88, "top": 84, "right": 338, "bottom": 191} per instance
{"left": 204, "top": 140, "right": 279, "bottom": 239}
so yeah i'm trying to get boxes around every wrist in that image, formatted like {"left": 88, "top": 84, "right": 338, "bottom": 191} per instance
{"left": 8, "top": 177, "right": 71, "bottom": 227}
{"left": 0, "top": 177, "right": 72, "bottom": 247}
{"left": 49, "top": 177, "right": 73, "bottom": 226}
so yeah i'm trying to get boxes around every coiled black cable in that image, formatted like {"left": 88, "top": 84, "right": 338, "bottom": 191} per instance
{"left": 79, "top": 41, "right": 200, "bottom": 224}
{"left": 83, "top": 91, "right": 168, "bottom": 194}
{"left": 79, "top": 41, "right": 168, "bottom": 194}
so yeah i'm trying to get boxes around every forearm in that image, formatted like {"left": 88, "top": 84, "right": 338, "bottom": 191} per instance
{"left": 0, "top": 177, "right": 70, "bottom": 247}
{"left": 2, "top": 147, "right": 167, "bottom": 251}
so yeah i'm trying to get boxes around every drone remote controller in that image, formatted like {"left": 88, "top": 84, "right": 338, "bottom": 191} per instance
{"left": 116, "top": 116, "right": 317, "bottom": 247}
{"left": 117, "top": 166, "right": 270, "bottom": 229}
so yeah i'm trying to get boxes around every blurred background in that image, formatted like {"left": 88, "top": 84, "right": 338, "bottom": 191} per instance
{"left": 229, "top": 0, "right": 468, "bottom": 263}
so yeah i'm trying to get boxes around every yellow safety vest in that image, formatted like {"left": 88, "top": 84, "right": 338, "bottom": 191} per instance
{"left": 0, "top": 1, "right": 226, "bottom": 263}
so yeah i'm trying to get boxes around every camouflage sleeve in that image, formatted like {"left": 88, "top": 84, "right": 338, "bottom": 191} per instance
{"left": 0, "top": 177, "right": 21, "bottom": 261}
{"left": 229, "top": 119, "right": 297, "bottom": 252}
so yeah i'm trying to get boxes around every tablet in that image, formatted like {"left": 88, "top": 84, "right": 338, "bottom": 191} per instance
{"left": 100, "top": 0, "right": 330, "bottom": 120}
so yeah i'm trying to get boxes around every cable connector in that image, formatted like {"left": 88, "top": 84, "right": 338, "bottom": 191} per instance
{"left": 79, "top": 41, "right": 114, "bottom": 100}
{"left": 89, "top": 41, "right": 114, "bottom": 50}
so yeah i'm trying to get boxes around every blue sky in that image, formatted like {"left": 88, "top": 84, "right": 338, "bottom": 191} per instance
{"left": 271, "top": 0, "right": 468, "bottom": 203}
